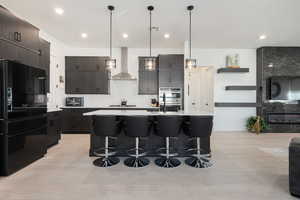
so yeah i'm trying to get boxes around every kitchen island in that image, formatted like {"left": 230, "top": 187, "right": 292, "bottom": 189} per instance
{"left": 61, "top": 106, "right": 160, "bottom": 134}
{"left": 84, "top": 110, "right": 213, "bottom": 157}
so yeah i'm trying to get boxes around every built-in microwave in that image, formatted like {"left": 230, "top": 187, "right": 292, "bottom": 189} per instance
{"left": 65, "top": 97, "right": 84, "bottom": 107}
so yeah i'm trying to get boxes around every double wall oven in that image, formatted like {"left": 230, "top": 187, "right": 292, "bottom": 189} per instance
{"left": 0, "top": 60, "right": 47, "bottom": 176}
{"left": 159, "top": 87, "right": 182, "bottom": 112}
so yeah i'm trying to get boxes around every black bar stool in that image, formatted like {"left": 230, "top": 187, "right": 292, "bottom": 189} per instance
{"left": 92, "top": 115, "right": 122, "bottom": 167}
{"left": 183, "top": 116, "right": 213, "bottom": 168}
{"left": 154, "top": 115, "right": 182, "bottom": 168}
{"left": 123, "top": 115, "right": 151, "bottom": 168}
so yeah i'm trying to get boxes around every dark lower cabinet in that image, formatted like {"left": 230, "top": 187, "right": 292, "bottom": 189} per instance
{"left": 47, "top": 111, "right": 62, "bottom": 148}
{"left": 61, "top": 108, "right": 98, "bottom": 133}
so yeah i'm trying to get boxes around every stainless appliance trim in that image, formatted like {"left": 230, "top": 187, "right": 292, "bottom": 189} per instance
{"left": 159, "top": 87, "right": 182, "bottom": 109}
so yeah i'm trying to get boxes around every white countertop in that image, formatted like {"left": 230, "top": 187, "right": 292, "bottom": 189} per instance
{"left": 60, "top": 106, "right": 159, "bottom": 109}
{"left": 47, "top": 108, "right": 62, "bottom": 112}
{"left": 83, "top": 110, "right": 214, "bottom": 116}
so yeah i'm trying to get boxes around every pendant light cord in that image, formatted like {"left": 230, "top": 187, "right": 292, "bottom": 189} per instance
{"left": 110, "top": 9, "right": 112, "bottom": 58}
{"left": 149, "top": 10, "right": 152, "bottom": 57}
{"left": 189, "top": 9, "right": 192, "bottom": 59}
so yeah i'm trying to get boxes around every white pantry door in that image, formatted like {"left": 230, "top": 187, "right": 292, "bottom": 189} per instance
{"left": 187, "top": 66, "right": 214, "bottom": 113}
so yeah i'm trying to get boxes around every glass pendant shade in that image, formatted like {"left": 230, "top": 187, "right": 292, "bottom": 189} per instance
{"left": 145, "top": 57, "right": 156, "bottom": 71}
{"left": 185, "top": 58, "right": 197, "bottom": 70}
{"left": 105, "top": 58, "right": 116, "bottom": 70}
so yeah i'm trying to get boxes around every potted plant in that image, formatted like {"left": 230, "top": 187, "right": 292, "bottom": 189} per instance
{"left": 246, "top": 116, "right": 268, "bottom": 134}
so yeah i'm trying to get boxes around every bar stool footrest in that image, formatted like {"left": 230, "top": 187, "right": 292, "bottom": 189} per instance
{"left": 155, "top": 157, "right": 181, "bottom": 168}
{"left": 93, "top": 157, "right": 120, "bottom": 168}
{"left": 127, "top": 148, "right": 147, "bottom": 157}
{"left": 185, "top": 157, "right": 212, "bottom": 168}
{"left": 94, "top": 147, "right": 116, "bottom": 157}
{"left": 156, "top": 147, "right": 178, "bottom": 157}
{"left": 124, "top": 157, "right": 150, "bottom": 168}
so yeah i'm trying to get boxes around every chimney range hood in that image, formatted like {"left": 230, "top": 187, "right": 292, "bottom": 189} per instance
{"left": 110, "top": 47, "right": 137, "bottom": 80}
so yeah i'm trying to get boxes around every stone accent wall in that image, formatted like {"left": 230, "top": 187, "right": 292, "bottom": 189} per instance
{"left": 257, "top": 47, "right": 300, "bottom": 133}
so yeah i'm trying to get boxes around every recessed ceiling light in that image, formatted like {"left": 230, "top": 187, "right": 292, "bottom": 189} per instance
{"left": 81, "top": 33, "right": 88, "bottom": 38}
{"left": 122, "top": 33, "right": 128, "bottom": 39}
{"left": 259, "top": 34, "right": 267, "bottom": 40}
{"left": 164, "top": 33, "right": 170, "bottom": 39}
{"left": 55, "top": 8, "right": 64, "bottom": 15}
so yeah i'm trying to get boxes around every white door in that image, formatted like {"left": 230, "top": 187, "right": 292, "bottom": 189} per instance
{"left": 187, "top": 66, "right": 214, "bottom": 113}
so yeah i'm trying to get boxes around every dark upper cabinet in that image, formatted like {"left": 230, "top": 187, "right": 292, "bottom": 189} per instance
{"left": 17, "top": 47, "right": 39, "bottom": 68}
{"left": 0, "top": 40, "right": 17, "bottom": 60}
{"left": 0, "top": 6, "right": 39, "bottom": 49}
{"left": 0, "top": 6, "right": 40, "bottom": 68}
{"left": 0, "top": 6, "right": 18, "bottom": 40}
{"left": 17, "top": 20, "right": 39, "bottom": 50}
{"left": 158, "top": 54, "right": 184, "bottom": 88}
{"left": 65, "top": 56, "right": 110, "bottom": 94}
{"left": 38, "top": 38, "right": 50, "bottom": 92}
{"left": 138, "top": 57, "right": 158, "bottom": 95}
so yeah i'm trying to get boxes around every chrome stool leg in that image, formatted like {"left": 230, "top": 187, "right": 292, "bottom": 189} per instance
{"left": 124, "top": 137, "right": 150, "bottom": 168}
{"left": 93, "top": 136, "right": 120, "bottom": 167}
{"left": 185, "top": 137, "right": 212, "bottom": 168}
{"left": 155, "top": 137, "right": 181, "bottom": 168}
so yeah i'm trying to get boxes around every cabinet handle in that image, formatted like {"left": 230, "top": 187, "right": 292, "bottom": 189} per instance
{"left": 14, "top": 32, "right": 19, "bottom": 41}
{"left": 18, "top": 32, "right": 22, "bottom": 42}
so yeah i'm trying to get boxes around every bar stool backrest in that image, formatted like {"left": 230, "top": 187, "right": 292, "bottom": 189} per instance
{"left": 92, "top": 115, "right": 121, "bottom": 137}
{"left": 188, "top": 116, "right": 213, "bottom": 137}
{"left": 123, "top": 116, "right": 150, "bottom": 137}
{"left": 155, "top": 116, "right": 182, "bottom": 137}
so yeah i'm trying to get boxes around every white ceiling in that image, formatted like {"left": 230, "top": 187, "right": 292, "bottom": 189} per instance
{"left": 1, "top": 0, "right": 300, "bottom": 48}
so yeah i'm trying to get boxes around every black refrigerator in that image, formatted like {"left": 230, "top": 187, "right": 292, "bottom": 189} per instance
{"left": 0, "top": 60, "right": 48, "bottom": 176}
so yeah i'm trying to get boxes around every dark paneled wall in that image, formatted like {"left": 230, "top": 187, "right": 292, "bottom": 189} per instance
{"left": 257, "top": 47, "right": 300, "bottom": 132}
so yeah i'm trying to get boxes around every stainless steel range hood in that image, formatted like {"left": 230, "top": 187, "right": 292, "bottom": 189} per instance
{"left": 111, "top": 47, "right": 136, "bottom": 80}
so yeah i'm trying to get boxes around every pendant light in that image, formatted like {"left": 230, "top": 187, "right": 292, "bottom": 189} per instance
{"left": 185, "top": 5, "right": 197, "bottom": 70}
{"left": 105, "top": 5, "right": 116, "bottom": 70}
{"left": 144, "top": 6, "right": 156, "bottom": 71}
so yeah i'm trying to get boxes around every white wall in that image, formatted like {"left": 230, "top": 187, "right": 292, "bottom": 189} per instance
{"left": 36, "top": 32, "right": 258, "bottom": 131}
{"left": 6, "top": 6, "right": 257, "bottom": 131}
{"left": 64, "top": 47, "right": 183, "bottom": 107}
{"left": 184, "top": 42, "right": 257, "bottom": 131}
{"left": 39, "top": 31, "right": 67, "bottom": 110}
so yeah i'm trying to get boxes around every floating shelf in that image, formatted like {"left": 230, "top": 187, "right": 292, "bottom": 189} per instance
{"left": 225, "top": 86, "right": 256, "bottom": 91}
{"left": 217, "top": 68, "right": 250, "bottom": 73}
{"left": 215, "top": 102, "right": 257, "bottom": 107}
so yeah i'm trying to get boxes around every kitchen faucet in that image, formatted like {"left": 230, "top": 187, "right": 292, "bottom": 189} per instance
{"left": 162, "top": 93, "right": 166, "bottom": 113}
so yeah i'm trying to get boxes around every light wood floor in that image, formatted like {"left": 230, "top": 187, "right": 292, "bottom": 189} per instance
{"left": 1, "top": 132, "right": 299, "bottom": 200}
